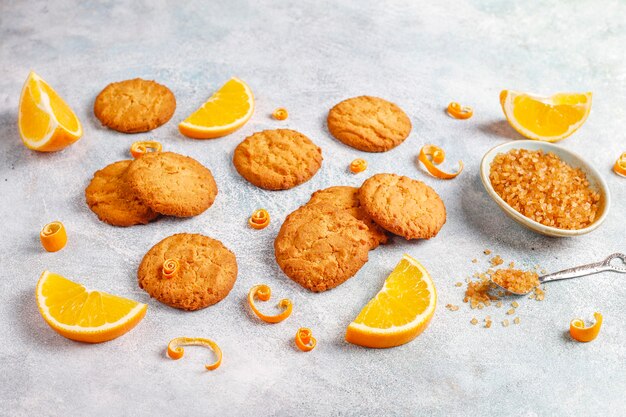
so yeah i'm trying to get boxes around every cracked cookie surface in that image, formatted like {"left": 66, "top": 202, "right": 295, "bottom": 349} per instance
{"left": 274, "top": 204, "right": 370, "bottom": 292}
{"left": 359, "top": 173, "right": 446, "bottom": 240}
{"left": 233, "top": 129, "right": 323, "bottom": 190}
{"left": 327, "top": 96, "right": 411, "bottom": 152}
{"left": 85, "top": 160, "right": 159, "bottom": 227}
{"left": 126, "top": 152, "right": 217, "bottom": 217}
{"left": 307, "top": 186, "right": 388, "bottom": 249}
{"left": 138, "top": 233, "right": 237, "bottom": 310}
{"left": 94, "top": 78, "right": 176, "bottom": 133}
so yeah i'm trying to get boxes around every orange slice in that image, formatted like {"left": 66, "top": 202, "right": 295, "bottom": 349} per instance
{"left": 18, "top": 72, "right": 83, "bottom": 152}
{"left": 500, "top": 90, "right": 592, "bottom": 142}
{"left": 179, "top": 77, "right": 254, "bottom": 139}
{"left": 36, "top": 271, "right": 147, "bottom": 343}
{"left": 345, "top": 254, "right": 437, "bottom": 348}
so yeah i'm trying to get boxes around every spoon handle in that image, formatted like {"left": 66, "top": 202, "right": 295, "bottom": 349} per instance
{"left": 539, "top": 253, "right": 626, "bottom": 284}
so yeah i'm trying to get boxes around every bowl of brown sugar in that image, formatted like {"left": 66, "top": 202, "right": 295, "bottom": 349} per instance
{"left": 480, "top": 140, "right": 611, "bottom": 237}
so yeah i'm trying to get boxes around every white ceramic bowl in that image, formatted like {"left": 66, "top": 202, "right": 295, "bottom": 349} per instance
{"left": 480, "top": 140, "right": 611, "bottom": 237}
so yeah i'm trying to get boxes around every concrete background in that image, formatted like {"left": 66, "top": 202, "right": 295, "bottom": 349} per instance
{"left": 1, "top": 1, "right": 625, "bottom": 416}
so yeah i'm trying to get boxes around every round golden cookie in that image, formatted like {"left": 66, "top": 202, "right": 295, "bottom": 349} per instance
{"left": 307, "top": 186, "right": 388, "bottom": 249}
{"left": 327, "top": 96, "right": 412, "bottom": 152}
{"left": 138, "top": 233, "right": 238, "bottom": 311}
{"left": 359, "top": 173, "right": 446, "bottom": 240}
{"left": 233, "top": 129, "right": 323, "bottom": 190}
{"left": 126, "top": 152, "right": 218, "bottom": 217}
{"left": 85, "top": 160, "right": 159, "bottom": 227}
{"left": 94, "top": 78, "right": 176, "bottom": 133}
{"left": 274, "top": 204, "right": 370, "bottom": 292}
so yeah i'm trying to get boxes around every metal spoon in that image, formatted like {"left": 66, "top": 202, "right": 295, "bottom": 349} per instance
{"left": 490, "top": 253, "right": 626, "bottom": 296}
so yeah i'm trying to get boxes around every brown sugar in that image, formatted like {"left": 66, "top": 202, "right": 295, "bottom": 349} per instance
{"left": 490, "top": 255, "right": 504, "bottom": 267}
{"left": 489, "top": 149, "right": 600, "bottom": 230}
{"left": 491, "top": 268, "right": 540, "bottom": 294}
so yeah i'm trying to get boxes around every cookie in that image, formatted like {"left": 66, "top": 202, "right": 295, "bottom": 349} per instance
{"left": 327, "top": 96, "right": 412, "bottom": 152}
{"left": 126, "top": 152, "right": 218, "bottom": 217}
{"left": 274, "top": 204, "right": 370, "bottom": 292}
{"left": 138, "top": 233, "right": 237, "bottom": 311}
{"left": 359, "top": 173, "right": 446, "bottom": 240}
{"left": 233, "top": 129, "right": 323, "bottom": 190}
{"left": 85, "top": 160, "right": 159, "bottom": 227}
{"left": 94, "top": 78, "right": 176, "bottom": 133}
{"left": 307, "top": 186, "right": 388, "bottom": 248}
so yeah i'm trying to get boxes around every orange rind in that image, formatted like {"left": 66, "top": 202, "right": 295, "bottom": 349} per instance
{"left": 350, "top": 158, "right": 368, "bottom": 174}
{"left": 167, "top": 337, "right": 222, "bottom": 370}
{"left": 40, "top": 221, "right": 67, "bottom": 252}
{"left": 272, "top": 107, "right": 288, "bottom": 120}
{"left": 295, "top": 328, "right": 316, "bottom": 352}
{"left": 418, "top": 144, "right": 463, "bottom": 179}
{"left": 247, "top": 284, "right": 292, "bottom": 323}
{"left": 570, "top": 312, "right": 603, "bottom": 342}
{"left": 130, "top": 141, "right": 162, "bottom": 159}
{"left": 249, "top": 209, "right": 270, "bottom": 229}
{"left": 446, "top": 102, "right": 473, "bottom": 119}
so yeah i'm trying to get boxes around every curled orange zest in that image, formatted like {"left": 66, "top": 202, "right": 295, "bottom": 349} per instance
{"left": 167, "top": 337, "right": 222, "bottom": 370}
{"left": 418, "top": 144, "right": 464, "bottom": 180}
{"left": 614, "top": 152, "right": 626, "bottom": 178}
{"left": 248, "top": 209, "right": 270, "bottom": 230}
{"left": 295, "top": 327, "right": 316, "bottom": 352}
{"left": 569, "top": 312, "right": 603, "bottom": 343}
{"left": 272, "top": 107, "right": 288, "bottom": 121}
{"left": 40, "top": 221, "right": 67, "bottom": 252}
{"left": 247, "top": 284, "right": 293, "bottom": 323}
{"left": 162, "top": 259, "right": 179, "bottom": 279}
{"left": 350, "top": 158, "right": 368, "bottom": 174}
{"left": 130, "top": 141, "right": 162, "bottom": 159}
{"left": 446, "top": 102, "right": 473, "bottom": 119}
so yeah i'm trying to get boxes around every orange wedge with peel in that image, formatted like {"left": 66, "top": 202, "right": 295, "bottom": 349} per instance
{"left": 18, "top": 72, "right": 83, "bottom": 152}
{"left": 36, "top": 271, "right": 147, "bottom": 343}
{"left": 179, "top": 77, "right": 254, "bottom": 139}
{"left": 345, "top": 254, "right": 437, "bottom": 348}
{"left": 500, "top": 90, "right": 591, "bottom": 142}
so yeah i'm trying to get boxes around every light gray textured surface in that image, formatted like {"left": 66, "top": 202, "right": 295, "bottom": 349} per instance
{"left": 1, "top": 1, "right": 625, "bottom": 416}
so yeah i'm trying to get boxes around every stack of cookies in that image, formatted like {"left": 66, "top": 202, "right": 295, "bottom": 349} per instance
{"left": 275, "top": 174, "right": 446, "bottom": 292}
{"left": 85, "top": 151, "right": 218, "bottom": 226}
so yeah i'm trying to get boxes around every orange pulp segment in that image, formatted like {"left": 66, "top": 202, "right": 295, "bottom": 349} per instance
{"left": 179, "top": 77, "right": 254, "bottom": 139}
{"left": 36, "top": 271, "right": 147, "bottom": 343}
{"left": 345, "top": 254, "right": 437, "bottom": 348}
{"left": 18, "top": 72, "right": 82, "bottom": 152}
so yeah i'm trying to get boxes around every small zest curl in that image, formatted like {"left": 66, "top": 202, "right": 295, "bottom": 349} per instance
{"left": 614, "top": 152, "right": 626, "bottom": 178}
{"left": 349, "top": 158, "right": 368, "bottom": 174}
{"left": 569, "top": 312, "right": 603, "bottom": 343}
{"left": 247, "top": 284, "right": 293, "bottom": 323}
{"left": 446, "top": 102, "right": 473, "bottom": 119}
{"left": 418, "top": 144, "right": 463, "bottom": 180}
{"left": 167, "top": 337, "right": 222, "bottom": 370}
{"left": 162, "top": 259, "right": 179, "bottom": 279}
{"left": 40, "top": 221, "right": 67, "bottom": 252}
{"left": 130, "top": 141, "right": 162, "bottom": 159}
{"left": 295, "top": 327, "right": 316, "bottom": 352}
{"left": 248, "top": 209, "right": 270, "bottom": 230}
{"left": 272, "top": 108, "right": 289, "bottom": 121}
